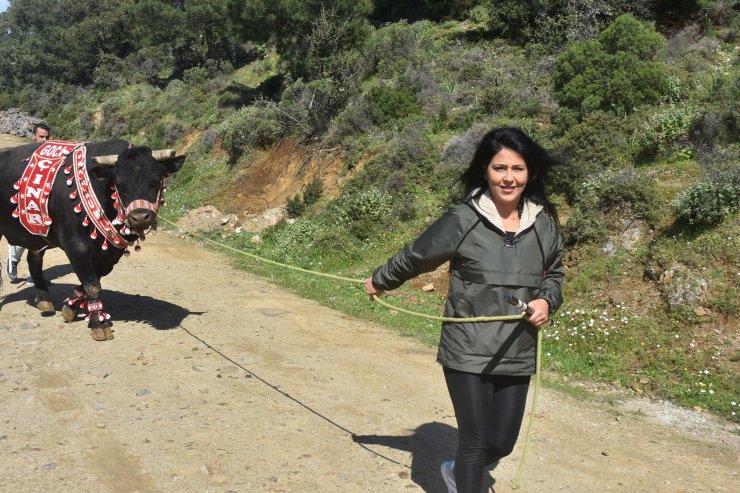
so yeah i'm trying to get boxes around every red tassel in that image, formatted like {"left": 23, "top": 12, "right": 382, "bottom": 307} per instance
{"left": 69, "top": 191, "right": 77, "bottom": 200}
{"left": 82, "top": 216, "right": 90, "bottom": 226}
{"left": 102, "top": 240, "right": 109, "bottom": 251}
{"left": 44, "top": 218, "right": 52, "bottom": 226}
{"left": 13, "top": 181, "right": 20, "bottom": 190}
{"left": 90, "top": 230, "right": 98, "bottom": 240}
{"left": 64, "top": 166, "right": 72, "bottom": 175}
{"left": 111, "top": 192, "right": 118, "bottom": 200}
{"left": 74, "top": 204, "right": 82, "bottom": 214}
{"left": 11, "top": 209, "right": 19, "bottom": 218}
{"left": 124, "top": 249, "right": 131, "bottom": 257}
{"left": 10, "top": 195, "right": 18, "bottom": 204}
{"left": 66, "top": 178, "right": 73, "bottom": 186}
{"left": 134, "top": 244, "right": 142, "bottom": 252}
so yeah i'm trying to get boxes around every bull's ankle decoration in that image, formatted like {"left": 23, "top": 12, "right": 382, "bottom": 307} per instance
{"left": 84, "top": 300, "right": 111, "bottom": 323}
{"left": 64, "top": 287, "right": 88, "bottom": 310}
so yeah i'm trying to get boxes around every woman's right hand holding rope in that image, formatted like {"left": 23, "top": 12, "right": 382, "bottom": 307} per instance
{"left": 364, "top": 277, "right": 384, "bottom": 301}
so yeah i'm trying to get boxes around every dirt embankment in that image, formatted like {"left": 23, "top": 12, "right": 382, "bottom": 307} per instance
{"left": 0, "top": 230, "right": 738, "bottom": 493}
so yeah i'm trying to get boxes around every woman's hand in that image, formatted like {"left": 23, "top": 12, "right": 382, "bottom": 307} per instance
{"left": 364, "top": 277, "right": 385, "bottom": 301}
{"left": 526, "top": 298, "right": 550, "bottom": 328}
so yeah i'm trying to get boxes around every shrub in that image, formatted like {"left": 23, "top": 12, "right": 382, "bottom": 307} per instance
{"left": 563, "top": 169, "right": 658, "bottom": 244}
{"left": 268, "top": 219, "right": 326, "bottom": 253}
{"left": 366, "top": 82, "right": 421, "bottom": 127}
{"left": 673, "top": 167, "right": 740, "bottom": 226}
{"left": 553, "top": 14, "right": 669, "bottom": 120}
{"left": 633, "top": 103, "right": 701, "bottom": 162}
{"left": 302, "top": 177, "right": 324, "bottom": 206}
{"left": 552, "top": 111, "right": 632, "bottom": 201}
{"left": 218, "top": 102, "right": 283, "bottom": 164}
{"left": 286, "top": 194, "right": 306, "bottom": 218}
{"left": 279, "top": 77, "right": 351, "bottom": 138}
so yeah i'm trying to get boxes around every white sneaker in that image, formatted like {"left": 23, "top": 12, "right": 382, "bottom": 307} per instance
{"left": 25, "top": 276, "right": 34, "bottom": 286}
{"left": 6, "top": 258, "right": 17, "bottom": 281}
{"left": 440, "top": 460, "right": 457, "bottom": 493}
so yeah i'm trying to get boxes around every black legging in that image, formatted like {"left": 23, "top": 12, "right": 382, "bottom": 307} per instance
{"left": 443, "top": 367, "right": 531, "bottom": 493}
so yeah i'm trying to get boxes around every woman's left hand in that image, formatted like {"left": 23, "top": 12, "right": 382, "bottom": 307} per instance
{"left": 526, "top": 298, "right": 550, "bottom": 328}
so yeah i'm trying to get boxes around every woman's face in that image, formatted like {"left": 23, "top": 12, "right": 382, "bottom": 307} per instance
{"left": 485, "top": 147, "right": 528, "bottom": 209}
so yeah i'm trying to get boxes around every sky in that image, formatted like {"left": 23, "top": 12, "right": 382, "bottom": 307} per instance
{"left": 0, "top": 1, "right": 7, "bottom": 13}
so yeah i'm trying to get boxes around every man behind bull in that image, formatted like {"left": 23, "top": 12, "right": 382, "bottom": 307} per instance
{"left": 6, "top": 123, "right": 51, "bottom": 285}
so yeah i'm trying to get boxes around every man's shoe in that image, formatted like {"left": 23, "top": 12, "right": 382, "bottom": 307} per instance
{"left": 440, "top": 460, "right": 457, "bottom": 493}
{"left": 25, "top": 276, "right": 34, "bottom": 286}
{"left": 6, "top": 258, "right": 18, "bottom": 281}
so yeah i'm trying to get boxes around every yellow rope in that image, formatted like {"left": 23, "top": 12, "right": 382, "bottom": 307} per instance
{"left": 159, "top": 216, "right": 524, "bottom": 323}
{"left": 159, "top": 215, "right": 541, "bottom": 487}
{"left": 510, "top": 329, "right": 542, "bottom": 490}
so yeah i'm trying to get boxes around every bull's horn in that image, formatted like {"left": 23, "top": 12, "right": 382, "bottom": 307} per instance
{"left": 92, "top": 155, "right": 118, "bottom": 166}
{"left": 152, "top": 149, "right": 176, "bottom": 160}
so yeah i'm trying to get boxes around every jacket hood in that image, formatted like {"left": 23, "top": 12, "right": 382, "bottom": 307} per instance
{"left": 469, "top": 188, "right": 543, "bottom": 234}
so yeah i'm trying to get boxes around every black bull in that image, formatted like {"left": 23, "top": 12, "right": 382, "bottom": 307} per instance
{"left": 0, "top": 140, "right": 186, "bottom": 341}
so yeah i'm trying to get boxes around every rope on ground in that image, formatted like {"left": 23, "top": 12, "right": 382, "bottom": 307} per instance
{"left": 159, "top": 214, "right": 541, "bottom": 488}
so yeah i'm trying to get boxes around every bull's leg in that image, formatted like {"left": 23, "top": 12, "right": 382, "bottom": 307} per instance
{"left": 28, "top": 249, "right": 54, "bottom": 315}
{"left": 61, "top": 285, "right": 87, "bottom": 323}
{"left": 66, "top": 249, "right": 113, "bottom": 341}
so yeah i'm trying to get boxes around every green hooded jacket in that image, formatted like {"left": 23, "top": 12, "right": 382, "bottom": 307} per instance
{"left": 372, "top": 194, "right": 564, "bottom": 375}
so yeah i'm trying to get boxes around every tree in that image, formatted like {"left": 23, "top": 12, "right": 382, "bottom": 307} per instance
{"left": 227, "top": 0, "right": 372, "bottom": 79}
{"left": 553, "top": 14, "right": 669, "bottom": 120}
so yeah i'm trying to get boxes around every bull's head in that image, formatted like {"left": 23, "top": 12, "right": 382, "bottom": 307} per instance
{"left": 92, "top": 147, "right": 186, "bottom": 233}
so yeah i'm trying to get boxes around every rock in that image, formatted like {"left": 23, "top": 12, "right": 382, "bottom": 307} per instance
{"left": 18, "top": 321, "right": 40, "bottom": 330}
{"left": 200, "top": 464, "right": 214, "bottom": 475}
{"left": 251, "top": 234, "right": 261, "bottom": 243}
{"left": 421, "top": 283, "right": 435, "bottom": 292}
{"left": 620, "top": 220, "right": 643, "bottom": 251}
{"left": 659, "top": 264, "right": 708, "bottom": 311}
{"left": 694, "top": 307, "right": 710, "bottom": 317}
{"left": 602, "top": 241, "right": 616, "bottom": 257}
{"left": 0, "top": 108, "right": 41, "bottom": 138}
{"left": 95, "top": 423, "right": 106, "bottom": 429}
{"left": 136, "top": 389, "right": 152, "bottom": 397}
{"left": 0, "top": 325, "right": 10, "bottom": 331}
{"left": 176, "top": 206, "right": 224, "bottom": 234}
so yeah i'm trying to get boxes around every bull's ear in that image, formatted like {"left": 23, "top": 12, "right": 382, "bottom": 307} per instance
{"left": 162, "top": 154, "right": 186, "bottom": 174}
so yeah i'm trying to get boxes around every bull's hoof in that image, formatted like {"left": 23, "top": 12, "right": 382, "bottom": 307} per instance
{"left": 36, "top": 300, "right": 55, "bottom": 315}
{"left": 104, "top": 327, "right": 114, "bottom": 340}
{"left": 61, "top": 304, "right": 78, "bottom": 323}
{"left": 90, "top": 328, "right": 109, "bottom": 341}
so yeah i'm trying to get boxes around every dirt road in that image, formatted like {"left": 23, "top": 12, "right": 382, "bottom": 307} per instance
{"left": 0, "top": 226, "right": 738, "bottom": 493}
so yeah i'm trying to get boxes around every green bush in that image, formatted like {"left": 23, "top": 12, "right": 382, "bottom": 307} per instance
{"left": 279, "top": 77, "right": 351, "bottom": 138}
{"left": 366, "top": 83, "right": 421, "bottom": 127}
{"left": 554, "top": 14, "right": 669, "bottom": 120}
{"left": 553, "top": 111, "right": 632, "bottom": 201}
{"left": 302, "top": 177, "right": 324, "bottom": 206}
{"left": 286, "top": 194, "right": 306, "bottom": 218}
{"left": 633, "top": 103, "right": 701, "bottom": 162}
{"left": 673, "top": 167, "right": 740, "bottom": 225}
{"left": 218, "top": 102, "right": 283, "bottom": 164}
{"left": 563, "top": 169, "right": 658, "bottom": 244}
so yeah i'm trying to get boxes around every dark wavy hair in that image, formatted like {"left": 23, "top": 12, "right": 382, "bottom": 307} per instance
{"left": 459, "top": 127, "right": 559, "bottom": 222}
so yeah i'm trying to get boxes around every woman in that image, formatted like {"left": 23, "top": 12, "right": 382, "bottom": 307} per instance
{"left": 365, "top": 127, "right": 564, "bottom": 493}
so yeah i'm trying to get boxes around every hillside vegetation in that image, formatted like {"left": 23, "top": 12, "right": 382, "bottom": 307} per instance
{"left": 1, "top": 0, "right": 738, "bottom": 423}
